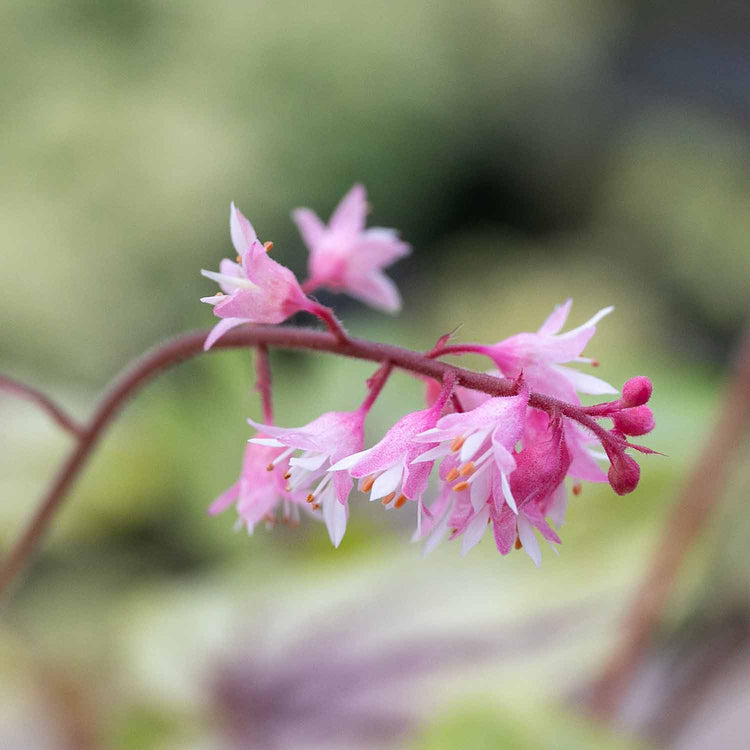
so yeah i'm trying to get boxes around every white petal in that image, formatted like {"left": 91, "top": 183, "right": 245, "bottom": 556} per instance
{"left": 517, "top": 515, "right": 541, "bottom": 567}
{"left": 501, "top": 471, "right": 517, "bottom": 514}
{"left": 201, "top": 269, "right": 260, "bottom": 291}
{"left": 328, "top": 448, "right": 372, "bottom": 472}
{"left": 411, "top": 444, "right": 451, "bottom": 463}
{"left": 552, "top": 365, "right": 618, "bottom": 395}
{"left": 546, "top": 483, "right": 568, "bottom": 527}
{"left": 322, "top": 487, "right": 347, "bottom": 548}
{"left": 461, "top": 506, "right": 490, "bottom": 555}
{"left": 249, "top": 437, "right": 284, "bottom": 447}
{"left": 422, "top": 500, "right": 454, "bottom": 556}
{"left": 470, "top": 467, "right": 491, "bottom": 512}
{"left": 370, "top": 461, "right": 404, "bottom": 500}
{"left": 290, "top": 452, "right": 328, "bottom": 470}
{"left": 459, "top": 429, "right": 489, "bottom": 463}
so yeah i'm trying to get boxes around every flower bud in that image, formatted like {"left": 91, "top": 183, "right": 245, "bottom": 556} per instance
{"left": 613, "top": 406, "right": 654, "bottom": 436}
{"left": 608, "top": 453, "right": 640, "bottom": 495}
{"left": 622, "top": 376, "right": 652, "bottom": 407}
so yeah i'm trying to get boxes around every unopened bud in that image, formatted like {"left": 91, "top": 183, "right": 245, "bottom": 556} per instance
{"left": 622, "top": 376, "right": 652, "bottom": 407}
{"left": 608, "top": 453, "right": 640, "bottom": 495}
{"left": 613, "top": 406, "right": 655, "bottom": 436}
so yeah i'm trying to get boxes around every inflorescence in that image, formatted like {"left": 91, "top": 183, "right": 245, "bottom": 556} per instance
{"left": 202, "top": 184, "right": 656, "bottom": 566}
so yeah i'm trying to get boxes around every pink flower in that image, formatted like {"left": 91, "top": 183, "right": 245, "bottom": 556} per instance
{"left": 293, "top": 184, "right": 411, "bottom": 313}
{"left": 248, "top": 409, "right": 367, "bottom": 547}
{"left": 413, "top": 387, "right": 529, "bottom": 514}
{"left": 201, "top": 203, "right": 317, "bottom": 350}
{"left": 421, "top": 413, "right": 571, "bottom": 566}
{"left": 329, "top": 377, "right": 455, "bottom": 519}
{"left": 468, "top": 300, "right": 617, "bottom": 402}
{"left": 208, "top": 437, "right": 308, "bottom": 534}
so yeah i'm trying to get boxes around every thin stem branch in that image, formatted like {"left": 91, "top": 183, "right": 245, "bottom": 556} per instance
{"left": 0, "top": 324, "right": 623, "bottom": 596}
{"left": 588, "top": 323, "right": 750, "bottom": 718}
{"left": 0, "top": 374, "right": 84, "bottom": 438}
{"left": 254, "top": 345, "right": 274, "bottom": 424}
{"left": 360, "top": 362, "right": 393, "bottom": 412}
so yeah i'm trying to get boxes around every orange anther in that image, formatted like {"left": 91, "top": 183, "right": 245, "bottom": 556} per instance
{"left": 572, "top": 483, "right": 582, "bottom": 496}
{"left": 394, "top": 494, "right": 408, "bottom": 509}
{"left": 459, "top": 461, "right": 475, "bottom": 477}
{"left": 264, "top": 241, "right": 274, "bottom": 252}
{"left": 446, "top": 468, "right": 460, "bottom": 482}
{"left": 515, "top": 536, "right": 523, "bottom": 550}
{"left": 306, "top": 493, "right": 315, "bottom": 503}
{"left": 361, "top": 475, "right": 375, "bottom": 493}
{"left": 591, "top": 359, "right": 600, "bottom": 368}
{"left": 283, "top": 471, "right": 292, "bottom": 480}
{"left": 380, "top": 492, "right": 396, "bottom": 506}
{"left": 311, "top": 502, "right": 320, "bottom": 510}
{"left": 266, "top": 463, "right": 275, "bottom": 472}
{"left": 453, "top": 481, "right": 469, "bottom": 492}
{"left": 450, "top": 436, "right": 465, "bottom": 452}
{"left": 236, "top": 255, "right": 242, "bottom": 263}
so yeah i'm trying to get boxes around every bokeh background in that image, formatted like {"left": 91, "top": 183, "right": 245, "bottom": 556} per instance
{"left": 2, "top": 1, "right": 750, "bottom": 747}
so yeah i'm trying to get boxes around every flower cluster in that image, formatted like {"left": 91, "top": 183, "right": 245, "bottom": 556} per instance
{"left": 202, "top": 186, "right": 656, "bottom": 565}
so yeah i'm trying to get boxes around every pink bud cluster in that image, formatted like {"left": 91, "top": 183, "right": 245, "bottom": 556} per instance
{"left": 202, "top": 186, "right": 656, "bottom": 565}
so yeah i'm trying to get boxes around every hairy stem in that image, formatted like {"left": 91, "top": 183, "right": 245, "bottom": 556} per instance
{"left": 0, "top": 324, "right": 620, "bottom": 596}
{"left": 588, "top": 324, "right": 750, "bottom": 718}
{"left": 0, "top": 374, "right": 84, "bottom": 438}
{"left": 254, "top": 345, "right": 274, "bottom": 424}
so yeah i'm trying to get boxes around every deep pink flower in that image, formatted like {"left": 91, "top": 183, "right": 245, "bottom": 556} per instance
{"left": 247, "top": 409, "right": 367, "bottom": 548}
{"left": 467, "top": 300, "right": 617, "bottom": 402}
{"left": 293, "top": 184, "right": 410, "bottom": 313}
{"left": 329, "top": 378, "right": 455, "bottom": 519}
{"left": 201, "top": 203, "right": 317, "bottom": 350}
{"left": 208, "top": 437, "right": 308, "bottom": 534}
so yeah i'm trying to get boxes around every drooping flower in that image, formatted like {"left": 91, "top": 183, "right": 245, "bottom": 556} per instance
{"left": 329, "top": 376, "right": 455, "bottom": 521}
{"left": 413, "top": 386, "right": 529, "bottom": 514}
{"left": 201, "top": 203, "right": 318, "bottom": 350}
{"left": 247, "top": 409, "right": 367, "bottom": 547}
{"left": 293, "top": 184, "right": 411, "bottom": 313}
{"left": 208, "top": 437, "right": 308, "bottom": 534}
{"left": 420, "top": 413, "right": 572, "bottom": 566}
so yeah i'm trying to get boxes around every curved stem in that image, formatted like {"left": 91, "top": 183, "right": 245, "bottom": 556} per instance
{"left": 0, "top": 374, "right": 84, "bottom": 438}
{"left": 0, "top": 324, "right": 620, "bottom": 596}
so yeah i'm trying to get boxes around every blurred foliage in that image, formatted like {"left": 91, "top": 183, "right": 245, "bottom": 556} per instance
{"left": 2, "top": 0, "right": 749, "bottom": 747}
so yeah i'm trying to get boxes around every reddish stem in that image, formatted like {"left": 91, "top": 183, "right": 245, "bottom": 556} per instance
{"left": 254, "top": 345, "right": 274, "bottom": 424}
{"left": 0, "top": 324, "right": 625, "bottom": 596}
{"left": 0, "top": 374, "right": 84, "bottom": 439}
{"left": 360, "top": 362, "right": 393, "bottom": 413}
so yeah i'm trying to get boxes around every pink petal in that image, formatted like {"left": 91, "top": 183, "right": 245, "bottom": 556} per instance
{"left": 328, "top": 183, "right": 367, "bottom": 235}
{"left": 292, "top": 207, "right": 326, "bottom": 250}
{"left": 345, "top": 271, "right": 402, "bottom": 313}
{"left": 208, "top": 481, "right": 239, "bottom": 515}
{"left": 537, "top": 299, "right": 572, "bottom": 336}
{"left": 230, "top": 203, "right": 258, "bottom": 255}
{"left": 204, "top": 317, "right": 247, "bottom": 350}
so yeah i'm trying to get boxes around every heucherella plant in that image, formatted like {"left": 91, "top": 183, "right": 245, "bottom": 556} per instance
{"left": 0, "top": 184, "right": 657, "bottom": 593}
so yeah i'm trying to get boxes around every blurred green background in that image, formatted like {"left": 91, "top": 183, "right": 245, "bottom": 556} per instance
{"left": 2, "top": 1, "right": 749, "bottom": 747}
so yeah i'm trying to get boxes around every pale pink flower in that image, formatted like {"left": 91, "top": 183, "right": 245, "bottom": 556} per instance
{"left": 208, "top": 437, "right": 308, "bottom": 534}
{"left": 421, "top": 414, "right": 570, "bottom": 566}
{"left": 293, "top": 184, "right": 410, "bottom": 313}
{"left": 413, "top": 387, "right": 529, "bottom": 514}
{"left": 445, "top": 300, "right": 616, "bottom": 402}
{"left": 329, "top": 378, "right": 455, "bottom": 520}
{"left": 201, "top": 203, "right": 317, "bottom": 350}
{"left": 248, "top": 409, "right": 367, "bottom": 547}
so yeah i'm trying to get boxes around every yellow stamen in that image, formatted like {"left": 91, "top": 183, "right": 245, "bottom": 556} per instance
{"left": 394, "top": 494, "right": 408, "bottom": 509}
{"left": 446, "top": 467, "right": 460, "bottom": 482}
{"left": 380, "top": 492, "right": 396, "bottom": 506}
{"left": 450, "top": 436, "right": 465, "bottom": 452}
{"left": 361, "top": 475, "right": 375, "bottom": 493}
{"left": 453, "top": 481, "right": 469, "bottom": 492}
{"left": 459, "top": 461, "right": 475, "bottom": 477}
{"left": 264, "top": 241, "right": 274, "bottom": 253}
